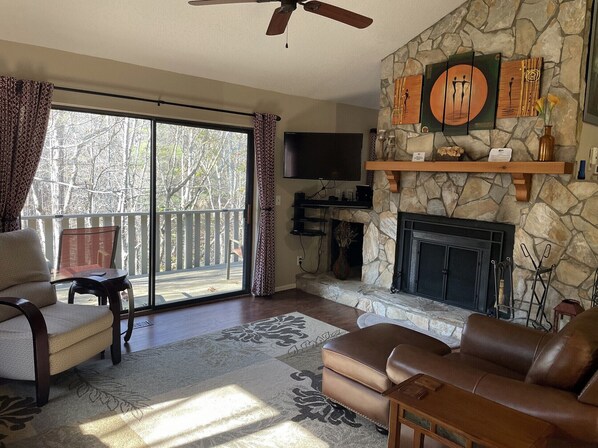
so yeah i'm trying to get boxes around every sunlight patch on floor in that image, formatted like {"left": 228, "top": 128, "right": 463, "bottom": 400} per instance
{"left": 85, "top": 384, "right": 282, "bottom": 447}
{"left": 212, "top": 421, "right": 329, "bottom": 448}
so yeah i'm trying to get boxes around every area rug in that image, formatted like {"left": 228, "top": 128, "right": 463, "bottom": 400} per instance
{"left": 0, "top": 313, "right": 387, "bottom": 447}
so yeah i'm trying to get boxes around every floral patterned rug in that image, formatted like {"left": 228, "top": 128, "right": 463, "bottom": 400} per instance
{"left": 0, "top": 313, "right": 387, "bottom": 447}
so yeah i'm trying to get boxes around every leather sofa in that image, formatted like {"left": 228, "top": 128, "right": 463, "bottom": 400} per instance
{"left": 322, "top": 323, "right": 452, "bottom": 429}
{"left": 322, "top": 308, "right": 598, "bottom": 445}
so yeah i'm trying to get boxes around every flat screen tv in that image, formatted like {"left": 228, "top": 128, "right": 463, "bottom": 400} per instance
{"left": 283, "top": 132, "right": 363, "bottom": 181}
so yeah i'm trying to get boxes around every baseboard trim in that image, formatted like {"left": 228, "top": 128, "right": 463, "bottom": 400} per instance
{"left": 275, "top": 283, "right": 296, "bottom": 293}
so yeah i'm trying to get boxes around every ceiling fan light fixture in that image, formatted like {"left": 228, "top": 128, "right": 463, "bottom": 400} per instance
{"left": 279, "top": 0, "right": 297, "bottom": 13}
{"left": 303, "top": 1, "right": 320, "bottom": 12}
{"left": 187, "top": 0, "right": 372, "bottom": 35}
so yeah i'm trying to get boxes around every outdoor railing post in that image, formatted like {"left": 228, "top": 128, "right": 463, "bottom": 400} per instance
{"left": 164, "top": 213, "right": 172, "bottom": 272}
{"left": 176, "top": 212, "right": 184, "bottom": 271}
{"left": 185, "top": 212, "right": 193, "bottom": 270}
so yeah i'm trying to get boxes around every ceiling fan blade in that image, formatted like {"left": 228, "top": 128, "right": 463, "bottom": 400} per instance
{"left": 266, "top": 7, "right": 293, "bottom": 35}
{"left": 189, "top": 0, "right": 259, "bottom": 6}
{"left": 302, "top": 1, "right": 373, "bottom": 29}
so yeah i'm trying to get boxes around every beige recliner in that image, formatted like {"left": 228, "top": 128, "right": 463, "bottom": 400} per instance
{"left": 0, "top": 228, "right": 119, "bottom": 406}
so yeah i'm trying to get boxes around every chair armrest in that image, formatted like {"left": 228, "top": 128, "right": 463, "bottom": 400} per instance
{"left": 0, "top": 297, "right": 50, "bottom": 406}
{"left": 386, "top": 344, "right": 487, "bottom": 392}
{"left": 476, "top": 374, "right": 598, "bottom": 443}
{"left": 460, "top": 314, "right": 554, "bottom": 375}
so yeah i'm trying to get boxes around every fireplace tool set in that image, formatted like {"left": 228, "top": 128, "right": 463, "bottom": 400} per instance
{"left": 491, "top": 243, "right": 555, "bottom": 331}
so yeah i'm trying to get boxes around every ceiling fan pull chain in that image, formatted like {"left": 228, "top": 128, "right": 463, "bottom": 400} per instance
{"left": 285, "top": 24, "right": 289, "bottom": 48}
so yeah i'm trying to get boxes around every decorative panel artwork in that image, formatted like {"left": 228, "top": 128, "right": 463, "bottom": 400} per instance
{"left": 421, "top": 52, "right": 500, "bottom": 135}
{"left": 443, "top": 52, "right": 475, "bottom": 136}
{"left": 497, "top": 58, "right": 543, "bottom": 118}
{"left": 392, "top": 75, "right": 423, "bottom": 125}
{"left": 469, "top": 53, "right": 501, "bottom": 131}
{"left": 421, "top": 61, "right": 448, "bottom": 133}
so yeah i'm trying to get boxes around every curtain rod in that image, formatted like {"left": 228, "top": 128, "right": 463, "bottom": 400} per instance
{"left": 54, "top": 86, "right": 282, "bottom": 122}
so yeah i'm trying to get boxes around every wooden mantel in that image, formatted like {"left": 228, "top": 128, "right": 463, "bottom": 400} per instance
{"left": 364, "top": 161, "right": 574, "bottom": 201}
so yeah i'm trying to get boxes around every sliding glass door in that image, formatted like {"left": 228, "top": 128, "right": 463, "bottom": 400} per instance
{"left": 154, "top": 121, "right": 253, "bottom": 306}
{"left": 23, "top": 109, "right": 152, "bottom": 310}
{"left": 23, "top": 108, "right": 253, "bottom": 311}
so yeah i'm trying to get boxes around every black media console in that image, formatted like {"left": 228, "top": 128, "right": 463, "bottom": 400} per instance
{"left": 291, "top": 197, "right": 372, "bottom": 236}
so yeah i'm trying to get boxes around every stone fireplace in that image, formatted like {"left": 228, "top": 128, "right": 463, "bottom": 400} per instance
{"left": 298, "top": 0, "right": 598, "bottom": 337}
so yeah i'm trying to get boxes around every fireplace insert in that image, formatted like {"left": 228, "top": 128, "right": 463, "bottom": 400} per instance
{"left": 393, "top": 213, "right": 514, "bottom": 313}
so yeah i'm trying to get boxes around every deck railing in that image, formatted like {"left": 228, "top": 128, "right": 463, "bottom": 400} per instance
{"left": 21, "top": 209, "right": 245, "bottom": 277}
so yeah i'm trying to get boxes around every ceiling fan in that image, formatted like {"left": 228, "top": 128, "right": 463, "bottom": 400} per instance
{"left": 188, "top": 0, "right": 373, "bottom": 36}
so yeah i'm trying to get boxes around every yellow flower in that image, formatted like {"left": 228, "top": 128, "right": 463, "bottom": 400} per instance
{"left": 547, "top": 93, "right": 559, "bottom": 107}
{"left": 536, "top": 94, "right": 559, "bottom": 126}
{"left": 535, "top": 97, "right": 545, "bottom": 115}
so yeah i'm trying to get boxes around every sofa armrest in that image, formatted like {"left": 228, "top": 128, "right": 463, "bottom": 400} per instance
{"left": 461, "top": 314, "right": 554, "bottom": 375}
{"left": 475, "top": 374, "right": 598, "bottom": 443}
{"left": 386, "top": 344, "right": 488, "bottom": 392}
{"left": 0, "top": 297, "right": 50, "bottom": 406}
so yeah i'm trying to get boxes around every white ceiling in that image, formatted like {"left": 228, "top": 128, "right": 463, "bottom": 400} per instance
{"left": 0, "top": 0, "right": 463, "bottom": 109}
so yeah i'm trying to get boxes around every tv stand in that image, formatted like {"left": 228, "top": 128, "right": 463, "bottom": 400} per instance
{"left": 296, "top": 198, "right": 372, "bottom": 209}
{"left": 290, "top": 197, "right": 372, "bottom": 236}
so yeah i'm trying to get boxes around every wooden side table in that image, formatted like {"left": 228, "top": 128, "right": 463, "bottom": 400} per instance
{"left": 384, "top": 374, "right": 555, "bottom": 448}
{"left": 552, "top": 299, "right": 585, "bottom": 333}
{"left": 53, "top": 268, "right": 134, "bottom": 363}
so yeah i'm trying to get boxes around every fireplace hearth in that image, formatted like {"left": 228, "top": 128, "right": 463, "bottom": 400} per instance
{"left": 393, "top": 213, "right": 514, "bottom": 313}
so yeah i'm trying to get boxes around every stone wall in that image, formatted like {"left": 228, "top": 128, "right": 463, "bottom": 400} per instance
{"left": 334, "top": 0, "right": 598, "bottom": 310}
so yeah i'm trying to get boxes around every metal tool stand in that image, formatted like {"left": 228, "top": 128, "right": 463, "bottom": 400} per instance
{"left": 492, "top": 244, "right": 554, "bottom": 331}
{"left": 492, "top": 257, "right": 514, "bottom": 320}
{"left": 520, "top": 243, "right": 554, "bottom": 332}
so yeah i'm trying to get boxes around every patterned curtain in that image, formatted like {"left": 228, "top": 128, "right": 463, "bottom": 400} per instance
{"left": 252, "top": 113, "right": 277, "bottom": 296}
{"left": 0, "top": 77, "right": 54, "bottom": 232}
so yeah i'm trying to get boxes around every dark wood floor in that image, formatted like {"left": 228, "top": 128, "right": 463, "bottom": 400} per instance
{"left": 120, "top": 289, "right": 363, "bottom": 354}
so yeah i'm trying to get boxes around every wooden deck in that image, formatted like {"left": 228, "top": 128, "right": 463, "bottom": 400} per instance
{"left": 54, "top": 262, "right": 244, "bottom": 309}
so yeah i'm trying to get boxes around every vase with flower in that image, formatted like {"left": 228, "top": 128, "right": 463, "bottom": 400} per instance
{"left": 332, "top": 221, "right": 357, "bottom": 280}
{"left": 535, "top": 93, "right": 560, "bottom": 162}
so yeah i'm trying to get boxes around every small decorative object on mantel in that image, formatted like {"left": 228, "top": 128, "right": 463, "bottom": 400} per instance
{"left": 333, "top": 221, "right": 357, "bottom": 280}
{"left": 376, "top": 129, "right": 396, "bottom": 160}
{"left": 412, "top": 151, "right": 426, "bottom": 162}
{"left": 488, "top": 147, "right": 512, "bottom": 162}
{"left": 435, "top": 146, "right": 464, "bottom": 161}
{"left": 536, "top": 94, "right": 560, "bottom": 162}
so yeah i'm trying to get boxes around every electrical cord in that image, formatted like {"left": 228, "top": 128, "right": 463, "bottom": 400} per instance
{"left": 298, "top": 207, "right": 328, "bottom": 274}
{"left": 306, "top": 180, "right": 336, "bottom": 199}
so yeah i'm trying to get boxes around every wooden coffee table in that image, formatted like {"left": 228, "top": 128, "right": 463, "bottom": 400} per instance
{"left": 384, "top": 374, "right": 555, "bottom": 448}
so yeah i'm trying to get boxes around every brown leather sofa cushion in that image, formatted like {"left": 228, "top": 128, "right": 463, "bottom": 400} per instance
{"left": 526, "top": 307, "right": 598, "bottom": 392}
{"left": 322, "top": 323, "right": 450, "bottom": 393}
{"left": 460, "top": 314, "right": 552, "bottom": 375}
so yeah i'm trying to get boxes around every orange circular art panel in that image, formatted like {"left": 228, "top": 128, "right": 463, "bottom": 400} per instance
{"left": 430, "top": 64, "right": 488, "bottom": 126}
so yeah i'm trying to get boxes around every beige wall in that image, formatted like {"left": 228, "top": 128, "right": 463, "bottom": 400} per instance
{"left": 0, "top": 39, "right": 377, "bottom": 290}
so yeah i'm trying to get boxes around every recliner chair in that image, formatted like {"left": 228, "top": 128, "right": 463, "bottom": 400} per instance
{"left": 0, "top": 228, "right": 120, "bottom": 406}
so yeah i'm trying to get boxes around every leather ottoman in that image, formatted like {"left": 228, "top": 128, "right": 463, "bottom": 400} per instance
{"left": 322, "top": 323, "right": 451, "bottom": 428}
